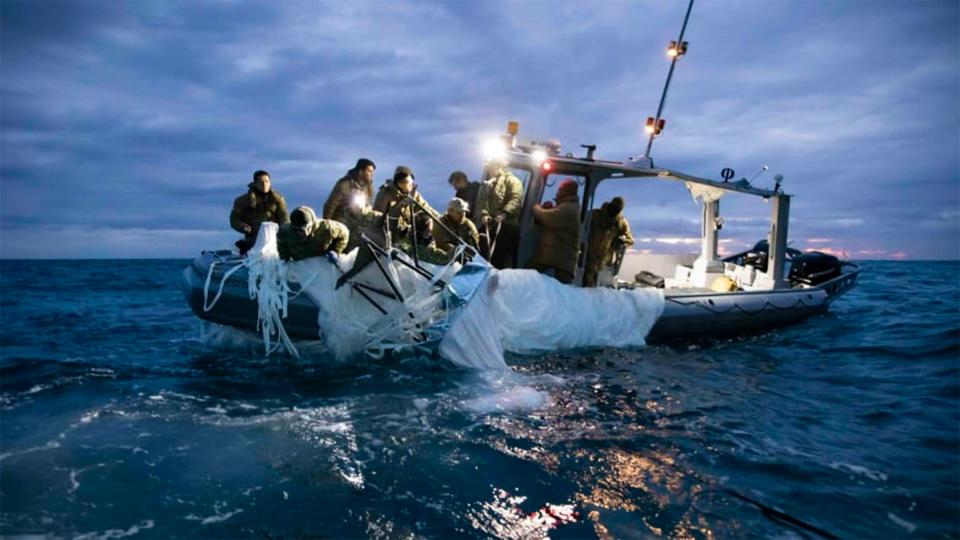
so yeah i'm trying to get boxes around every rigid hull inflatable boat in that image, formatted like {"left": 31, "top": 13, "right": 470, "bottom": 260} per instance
{"left": 182, "top": 131, "right": 860, "bottom": 352}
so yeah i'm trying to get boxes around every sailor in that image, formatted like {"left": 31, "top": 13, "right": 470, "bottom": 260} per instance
{"left": 277, "top": 206, "right": 349, "bottom": 262}
{"left": 323, "top": 158, "right": 376, "bottom": 224}
{"left": 230, "top": 170, "right": 290, "bottom": 254}
{"left": 447, "top": 170, "right": 482, "bottom": 224}
{"left": 395, "top": 213, "right": 449, "bottom": 265}
{"left": 434, "top": 197, "right": 480, "bottom": 253}
{"left": 373, "top": 166, "right": 439, "bottom": 238}
{"left": 530, "top": 179, "right": 581, "bottom": 284}
{"left": 475, "top": 160, "right": 523, "bottom": 268}
{"left": 583, "top": 197, "right": 634, "bottom": 287}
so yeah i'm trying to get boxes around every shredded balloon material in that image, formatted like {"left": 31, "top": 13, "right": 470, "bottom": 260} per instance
{"left": 203, "top": 223, "right": 301, "bottom": 358}
{"left": 203, "top": 226, "right": 665, "bottom": 367}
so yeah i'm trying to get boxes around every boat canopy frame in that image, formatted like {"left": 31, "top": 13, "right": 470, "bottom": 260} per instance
{"left": 504, "top": 147, "right": 793, "bottom": 288}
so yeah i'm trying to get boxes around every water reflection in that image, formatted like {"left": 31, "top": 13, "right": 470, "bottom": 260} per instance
{"left": 467, "top": 487, "right": 577, "bottom": 539}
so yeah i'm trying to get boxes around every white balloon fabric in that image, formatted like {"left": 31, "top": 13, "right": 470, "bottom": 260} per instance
{"left": 438, "top": 269, "right": 665, "bottom": 367}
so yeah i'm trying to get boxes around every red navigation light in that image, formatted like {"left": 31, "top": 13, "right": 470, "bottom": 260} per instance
{"left": 542, "top": 161, "right": 552, "bottom": 171}
{"left": 645, "top": 117, "right": 666, "bottom": 136}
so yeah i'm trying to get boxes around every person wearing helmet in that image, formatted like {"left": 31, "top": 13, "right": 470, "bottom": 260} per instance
{"left": 323, "top": 158, "right": 376, "bottom": 224}
{"left": 277, "top": 206, "right": 349, "bottom": 261}
{"left": 584, "top": 197, "right": 634, "bottom": 287}
{"left": 373, "top": 165, "right": 438, "bottom": 239}
{"left": 230, "top": 170, "right": 289, "bottom": 254}
{"left": 434, "top": 197, "right": 479, "bottom": 253}
{"left": 475, "top": 160, "right": 523, "bottom": 268}
{"left": 530, "top": 179, "right": 581, "bottom": 284}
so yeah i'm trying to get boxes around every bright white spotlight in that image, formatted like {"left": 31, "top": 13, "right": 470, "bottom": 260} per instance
{"left": 351, "top": 192, "right": 367, "bottom": 209}
{"left": 531, "top": 149, "right": 548, "bottom": 165}
{"left": 482, "top": 138, "right": 507, "bottom": 162}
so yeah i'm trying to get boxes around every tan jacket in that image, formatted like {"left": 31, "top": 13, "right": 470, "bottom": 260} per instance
{"left": 434, "top": 214, "right": 480, "bottom": 252}
{"left": 476, "top": 169, "right": 523, "bottom": 226}
{"left": 372, "top": 181, "right": 438, "bottom": 237}
{"left": 276, "top": 219, "right": 349, "bottom": 261}
{"left": 230, "top": 187, "right": 289, "bottom": 241}
{"left": 586, "top": 208, "right": 635, "bottom": 270}
{"left": 532, "top": 195, "right": 581, "bottom": 274}
{"left": 323, "top": 172, "right": 374, "bottom": 224}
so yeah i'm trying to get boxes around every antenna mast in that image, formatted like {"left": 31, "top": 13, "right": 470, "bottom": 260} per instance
{"left": 644, "top": 0, "right": 695, "bottom": 160}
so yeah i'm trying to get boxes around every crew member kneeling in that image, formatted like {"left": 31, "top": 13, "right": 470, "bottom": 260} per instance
{"left": 277, "top": 206, "right": 349, "bottom": 262}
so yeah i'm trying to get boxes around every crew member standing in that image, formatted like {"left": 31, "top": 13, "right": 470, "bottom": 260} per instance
{"left": 475, "top": 160, "right": 523, "bottom": 268}
{"left": 531, "top": 179, "right": 581, "bottom": 284}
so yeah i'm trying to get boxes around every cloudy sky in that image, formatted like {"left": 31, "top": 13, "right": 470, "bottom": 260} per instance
{"left": 1, "top": 0, "right": 957, "bottom": 259}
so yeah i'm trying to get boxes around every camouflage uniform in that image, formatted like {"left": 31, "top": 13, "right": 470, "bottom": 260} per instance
{"left": 372, "top": 181, "right": 438, "bottom": 238}
{"left": 475, "top": 169, "right": 523, "bottom": 226}
{"left": 276, "top": 219, "right": 349, "bottom": 262}
{"left": 323, "top": 170, "right": 374, "bottom": 224}
{"left": 475, "top": 168, "right": 523, "bottom": 268}
{"left": 230, "top": 185, "right": 289, "bottom": 246}
{"left": 434, "top": 214, "right": 480, "bottom": 252}
{"left": 584, "top": 206, "right": 635, "bottom": 287}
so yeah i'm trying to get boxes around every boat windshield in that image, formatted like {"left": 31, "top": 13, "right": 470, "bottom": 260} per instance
{"left": 542, "top": 172, "right": 586, "bottom": 203}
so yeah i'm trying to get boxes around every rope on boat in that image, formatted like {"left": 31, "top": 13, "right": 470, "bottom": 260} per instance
{"left": 202, "top": 259, "right": 246, "bottom": 312}
{"left": 201, "top": 232, "right": 302, "bottom": 358}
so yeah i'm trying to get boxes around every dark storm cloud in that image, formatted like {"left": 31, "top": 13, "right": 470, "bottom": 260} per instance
{"left": 1, "top": 0, "right": 957, "bottom": 258}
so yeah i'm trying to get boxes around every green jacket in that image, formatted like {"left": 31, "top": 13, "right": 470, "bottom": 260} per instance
{"left": 531, "top": 196, "right": 581, "bottom": 275}
{"left": 230, "top": 187, "right": 289, "bottom": 241}
{"left": 276, "top": 219, "right": 349, "bottom": 261}
{"left": 434, "top": 214, "right": 480, "bottom": 252}
{"left": 372, "top": 181, "right": 438, "bottom": 237}
{"left": 476, "top": 169, "right": 523, "bottom": 226}
{"left": 586, "top": 207, "right": 635, "bottom": 270}
{"left": 323, "top": 171, "right": 374, "bottom": 224}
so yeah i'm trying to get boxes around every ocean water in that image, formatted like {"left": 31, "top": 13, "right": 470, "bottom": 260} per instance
{"left": 0, "top": 259, "right": 957, "bottom": 539}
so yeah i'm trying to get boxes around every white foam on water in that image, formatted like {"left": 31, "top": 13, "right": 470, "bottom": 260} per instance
{"left": 461, "top": 385, "right": 548, "bottom": 414}
{"left": 185, "top": 502, "right": 245, "bottom": 525}
{"left": 829, "top": 461, "right": 888, "bottom": 482}
{"left": 460, "top": 371, "right": 550, "bottom": 415}
{"left": 887, "top": 511, "right": 917, "bottom": 534}
{"left": 74, "top": 520, "right": 155, "bottom": 540}
{"left": 0, "top": 440, "right": 60, "bottom": 462}
{"left": 67, "top": 462, "right": 108, "bottom": 494}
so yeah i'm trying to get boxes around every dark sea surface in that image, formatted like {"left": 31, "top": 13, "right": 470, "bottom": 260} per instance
{"left": 1, "top": 259, "right": 957, "bottom": 539}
